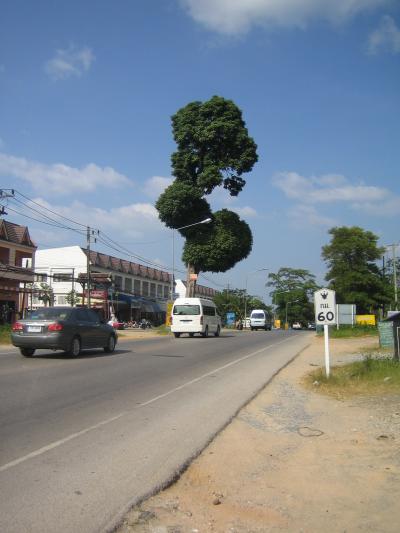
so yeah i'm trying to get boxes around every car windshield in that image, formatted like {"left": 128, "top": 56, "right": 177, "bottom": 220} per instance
{"left": 252, "top": 313, "right": 265, "bottom": 319}
{"left": 26, "top": 308, "right": 72, "bottom": 320}
{"left": 173, "top": 305, "right": 200, "bottom": 315}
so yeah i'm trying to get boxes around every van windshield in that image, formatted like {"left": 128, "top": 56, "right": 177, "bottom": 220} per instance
{"left": 252, "top": 313, "right": 265, "bottom": 319}
{"left": 173, "top": 305, "right": 200, "bottom": 315}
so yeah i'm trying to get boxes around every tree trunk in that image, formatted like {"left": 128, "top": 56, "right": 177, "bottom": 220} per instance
{"left": 186, "top": 263, "right": 198, "bottom": 297}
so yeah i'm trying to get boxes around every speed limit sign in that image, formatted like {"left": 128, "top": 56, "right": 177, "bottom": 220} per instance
{"left": 314, "top": 288, "right": 336, "bottom": 325}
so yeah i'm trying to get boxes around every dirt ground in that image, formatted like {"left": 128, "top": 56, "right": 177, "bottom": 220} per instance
{"left": 116, "top": 335, "right": 400, "bottom": 533}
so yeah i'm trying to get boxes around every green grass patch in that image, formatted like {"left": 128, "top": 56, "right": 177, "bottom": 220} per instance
{"left": 317, "top": 324, "right": 378, "bottom": 338}
{"left": 0, "top": 324, "right": 12, "bottom": 345}
{"left": 304, "top": 356, "right": 400, "bottom": 398}
{"left": 155, "top": 324, "right": 171, "bottom": 335}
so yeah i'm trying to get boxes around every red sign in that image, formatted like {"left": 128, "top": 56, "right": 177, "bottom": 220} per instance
{"left": 84, "top": 290, "right": 108, "bottom": 299}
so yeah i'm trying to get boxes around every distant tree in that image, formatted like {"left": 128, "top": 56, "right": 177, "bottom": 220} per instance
{"left": 322, "top": 226, "right": 391, "bottom": 314}
{"left": 267, "top": 267, "right": 319, "bottom": 325}
{"left": 213, "top": 289, "right": 272, "bottom": 324}
{"left": 37, "top": 283, "right": 54, "bottom": 307}
{"left": 156, "top": 95, "right": 258, "bottom": 297}
{"left": 65, "top": 290, "right": 79, "bottom": 307}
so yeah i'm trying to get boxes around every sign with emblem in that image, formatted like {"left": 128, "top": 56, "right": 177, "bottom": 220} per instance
{"left": 314, "top": 288, "right": 336, "bottom": 325}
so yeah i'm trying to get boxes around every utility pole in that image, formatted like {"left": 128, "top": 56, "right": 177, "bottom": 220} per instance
{"left": 87, "top": 227, "right": 91, "bottom": 309}
{"left": 391, "top": 244, "right": 398, "bottom": 310}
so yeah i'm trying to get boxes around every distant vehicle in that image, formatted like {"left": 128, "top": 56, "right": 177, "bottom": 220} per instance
{"left": 307, "top": 322, "right": 316, "bottom": 330}
{"left": 171, "top": 297, "right": 221, "bottom": 338}
{"left": 250, "top": 310, "right": 272, "bottom": 331}
{"left": 11, "top": 307, "right": 117, "bottom": 357}
{"left": 109, "top": 320, "right": 125, "bottom": 330}
{"left": 292, "top": 322, "right": 302, "bottom": 330}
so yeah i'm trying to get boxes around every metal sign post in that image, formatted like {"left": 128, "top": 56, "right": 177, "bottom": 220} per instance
{"left": 314, "top": 288, "right": 337, "bottom": 378}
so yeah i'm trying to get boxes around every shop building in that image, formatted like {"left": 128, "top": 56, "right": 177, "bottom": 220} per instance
{"left": 34, "top": 246, "right": 172, "bottom": 324}
{"left": 0, "top": 219, "right": 36, "bottom": 323}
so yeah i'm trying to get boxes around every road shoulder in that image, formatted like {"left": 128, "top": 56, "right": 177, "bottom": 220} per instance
{"left": 117, "top": 334, "right": 400, "bottom": 533}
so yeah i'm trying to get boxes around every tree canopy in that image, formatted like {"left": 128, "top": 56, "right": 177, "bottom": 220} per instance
{"left": 156, "top": 96, "right": 258, "bottom": 295}
{"left": 322, "top": 226, "right": 391, "bottom": 313}
{"left": 267, "top": 267, "right": 319, "bottom": 325}
{"left": 213, "top": 288, "right": 272, "bottom": 324}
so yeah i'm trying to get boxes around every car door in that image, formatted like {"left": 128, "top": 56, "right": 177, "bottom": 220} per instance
{"left": 86, "top": 309, "right": 108, "bottom": 347}
{"left": 74, "top": 308, "right": 94, "bottom": 348}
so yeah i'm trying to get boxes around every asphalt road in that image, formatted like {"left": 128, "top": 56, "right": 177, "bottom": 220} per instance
{"left": 0, "top": 329, "right": 311, "bottom": 533}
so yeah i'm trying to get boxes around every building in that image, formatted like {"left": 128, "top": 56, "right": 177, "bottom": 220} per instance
{"left": 0, "top": 219, "right": 36, "bottom": 323}
{"left": 34, "top": 246, "right": 172, "bottom": 324}
{"left": 174, "top": 279, "right": 218, "bottom": 299}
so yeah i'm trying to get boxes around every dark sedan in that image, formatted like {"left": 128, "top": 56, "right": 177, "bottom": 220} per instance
{"left": 11, "top": 307, "right": 117, "bottom": 357}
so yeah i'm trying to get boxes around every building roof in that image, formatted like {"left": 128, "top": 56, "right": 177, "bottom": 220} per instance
{"left": 0, "top": 219, "right": 36, "bottom": 248}
{"left": 82, "top": 248, "right": 171, "bottom": 283}
{"left": 180, "top": 280, "right": 218, "bottom": 297}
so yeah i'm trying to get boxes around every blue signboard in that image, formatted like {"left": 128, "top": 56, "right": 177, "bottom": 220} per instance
{"left": 226, "top": 312, "right": 236, "bottom": 326}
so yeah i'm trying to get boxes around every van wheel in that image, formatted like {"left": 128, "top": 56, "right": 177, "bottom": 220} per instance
{"left": 214, "top": 326, "right": 220, "bottom": 337}
{"left": 202, "top": 326, "right": 209, "bottom": 338}
{"left": 174, "top": 332, "right": 181, "bottom": 338}
{"left": 20, "top": 348, "right": 35, "bottom": 357}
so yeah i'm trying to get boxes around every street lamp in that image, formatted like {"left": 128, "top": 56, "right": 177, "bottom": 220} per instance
{"left": 244, "top": 268, "right": 269, "bottom": 328}
{"left": 171, "top": 217, "right": 212, "bottom": 300}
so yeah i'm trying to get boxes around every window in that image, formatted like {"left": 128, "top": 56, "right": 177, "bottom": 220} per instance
{"left": 57, "top": 295, "right": 67, "bottom": 305}
{"left": 163, "top": 286, "right": 169, "bottom": 299}
{"left": 157, "top": 284, "right": 163, "bottom": 297}
{"left": 27, "top": 308, "right": 72, "bottom": 320}
{"left": 142, "top": 281, "right": 149, "bottom": 296}
{"left": 35, "top": 273, "right": 48, "bottom": 282}
{"left": 53, "top": 273, "right": 73, "bottom": 283}
{"left": 134, "top": 279, "right": 141, "bottom": 295}
{"left": 114, "top": 275, "right": 122, "bottom": 289}
{"left": 125, "top": 278, "right": 132, "bottom": 292}
{"left": 173, "top": 305, "right": 200, "bottom": 315}
{"left": 150, "top": 283, "right": 156, "bottom": 297}
{"left": 203, "top": 306, "right": 216, "bottom": 316}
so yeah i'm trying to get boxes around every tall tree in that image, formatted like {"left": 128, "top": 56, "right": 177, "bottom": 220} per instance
{"left": 322, "top": 226, "right": 391, "bottom": 314}
{"left": 156, "top": 96, "right": 258, "bottom": 296}
{"left": 267, "top": 267, "right": 319, "bottom": 325}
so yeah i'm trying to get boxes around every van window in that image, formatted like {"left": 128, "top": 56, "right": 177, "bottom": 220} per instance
{"left": 173, "top": 305, "right": 200, "bottom": 315}
{"left": 251, "top": 312, "right": 265, "bottom": 319}
{"left": 203, "top": 306, "right": 216, "bottom": 316}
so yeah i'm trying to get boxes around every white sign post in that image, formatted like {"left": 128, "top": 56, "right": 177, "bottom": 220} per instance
{"left": 314, "top": 288, "right": 336, "bottom": 378}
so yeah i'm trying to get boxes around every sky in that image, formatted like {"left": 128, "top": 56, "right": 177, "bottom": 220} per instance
{"left": 1, "top": 0, "right": 399, "bottom": 302}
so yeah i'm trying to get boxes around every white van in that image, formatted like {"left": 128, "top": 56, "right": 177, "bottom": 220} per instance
{"left": 250, "top": 309, "right": 272, "bottom": 331}
{"left": 171, "top": 297, "right": 221, "bottom": 338}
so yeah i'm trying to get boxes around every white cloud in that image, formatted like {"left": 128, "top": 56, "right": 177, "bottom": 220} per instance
{"left": 288, "top": 204, "right": 336, "bottom": 227}
{"left": 143, "top": 176, "right": 173, "bottom": 198}
{"left": 180, "top": 0, "right": 389, "bottom": 34}
{"left": 0, "top": 152, "right": 132, "bottom": 195}
{"left": 231, "top": 205, "right": 258, "bottom": 218}
{"left": 44, "top": 46, "right": 95, "bottom": 80}
{"left": 30, "top": 198, "right": 165, "bottom": 241}
{"left": 353, "top": 197, "right": 400, "bottom": 217}
{"left": 368, "top": 15, "right": 400, "bottom": 54}
{"left": 273, "top": 171, "right": 388, "bottom": 204}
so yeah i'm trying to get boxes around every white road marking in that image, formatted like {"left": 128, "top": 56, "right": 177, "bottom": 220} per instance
{"left": 0, "top": 336, "right": 297, "bottom": 473}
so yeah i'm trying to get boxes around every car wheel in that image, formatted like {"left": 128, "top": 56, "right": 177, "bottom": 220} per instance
{"left": 202, "top": 326, "right": 209, "bottom": 338}
{"left": 214, "top": 326, "right": 220, "bottom": 337}
{"left": 250, "top": 327, "right": 254, "bottom": 331}
{"left": 189, "top": 333, "right": 194, "bottom": 337}
{"left": 174, "top": 332, "right": 181, "bottom": 338}
{"left": 20, "top": 347, "right": 35, "bottom": 357}
{"left": 69, "top": 337, "right": 81, "bottom": 357}
{"left": 104, "top": 335, "right": 116, "bottom": 353}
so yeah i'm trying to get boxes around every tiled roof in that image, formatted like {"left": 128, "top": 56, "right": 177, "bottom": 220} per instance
{"left": 82, "top": 248, "right": 172, "bottom": 283}
{"left": 0, "top": 219, "right": 36, "bottom": 248}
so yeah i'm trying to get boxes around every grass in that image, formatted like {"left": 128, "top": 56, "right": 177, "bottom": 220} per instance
{"left": 155, "top": 324, "right": 171, "bottom": 335}
{"left": 317, "top": 325, "right": 378, "bottom": 338}
{"left": 0, "top": 324, "right": 12, "bottom": 345}
{"left": 304, "top": 355, "right": 400, "bottom": 398}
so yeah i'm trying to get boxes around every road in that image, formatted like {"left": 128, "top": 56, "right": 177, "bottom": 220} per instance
{"left": 0, "top": 329, "right": 311, "bottom": 533}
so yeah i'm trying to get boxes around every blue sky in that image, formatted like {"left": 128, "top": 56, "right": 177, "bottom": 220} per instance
{"left": 1, "top": 0, "right": 399, "bottom": 301}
